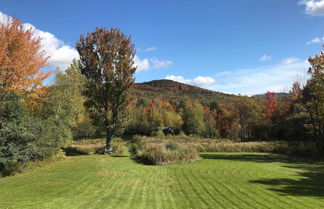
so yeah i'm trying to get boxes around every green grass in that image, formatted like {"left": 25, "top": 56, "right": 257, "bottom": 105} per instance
{"left": 1, "top": 152, "right": 324, "bottom": 209}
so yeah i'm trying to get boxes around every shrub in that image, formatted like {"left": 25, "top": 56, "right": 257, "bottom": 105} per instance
{"left": 0, "top": 161, "right": 24, "bottom": 177}
{"left": 132, "top": 140, "right": 200, "bottom": 165}
{"left": 129, "top": 135, "right": 147, "bottom": 156}
{"left": 0, "top": 89, "right": 62, "bottom": 176}
{"left": 152, "top": 129, "right": 165, "bottom": 138}
{"left": 131, "top": 135, "right": 147, "bottom": 148}
{"left": 111, "top": 138, "right": 127, "bottom": 156}
{"left": 165, "top": 140, "right": 179, "bottom": 151}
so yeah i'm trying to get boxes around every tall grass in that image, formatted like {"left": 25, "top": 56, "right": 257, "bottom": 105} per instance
{"left": 64, "top": 138, "right": 105, "bottom": 155}
{"left": 131, "top": 134, "right": 324, "bottom": 159}
{"left": 64, "top": 138, "right": 127, "bottom": 156}
{"left": 130, "top": 135, "right": 200, "bottom": 165}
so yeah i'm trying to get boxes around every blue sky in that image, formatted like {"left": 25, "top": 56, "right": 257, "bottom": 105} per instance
{"left": 1, "top": 0, "right": 324, "bottom": 95}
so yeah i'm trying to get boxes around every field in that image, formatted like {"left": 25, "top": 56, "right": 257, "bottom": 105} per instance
{"left": 1, "top": 152, "right": 324, "bottom": 209}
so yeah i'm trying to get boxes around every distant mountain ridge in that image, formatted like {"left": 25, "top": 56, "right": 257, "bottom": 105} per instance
{"left": 132, "top": 79, "right": 288, "bottom": 103}
{"left": 133, "top": 79, "right": 235, "bottom": 103}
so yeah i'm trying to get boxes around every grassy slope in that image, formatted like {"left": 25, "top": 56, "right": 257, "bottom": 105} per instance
{"left": 0, "top": 153, "right": 324, "bottom": 209}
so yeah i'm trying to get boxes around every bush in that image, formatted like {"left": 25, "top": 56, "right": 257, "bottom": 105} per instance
{"left": 132, "top": 140, "right": 200, "bottom": 165}
{"left": 165, "top": 140, "right": 179, "bottom": 151}
{"left": 129, "top": 135, "right": 147, "bottom": 156}
{"left": 152, "top": 129, "right": 165, "bottom": 138}
{"left": 111, "top": 138, "right": 127, "bottom": 156}
{"left": 0, "top": 161, "right": 24, "bottom": 177}
{"left": 0, "top": 89, "right": 63, "bottom": 176}
{"left": 131, "top": 135, "right": 147, "bottom": 148}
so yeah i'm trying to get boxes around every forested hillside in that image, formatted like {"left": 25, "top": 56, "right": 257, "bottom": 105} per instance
{"left": 134, "top": 79, "right": 235, "bottom": 104}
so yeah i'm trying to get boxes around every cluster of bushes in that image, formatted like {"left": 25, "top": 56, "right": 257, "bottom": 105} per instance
{"left": 130, "top": 135, "right": 200, "bottom": 165}
{"left": 0, "top": 89, "right": 71, "bottom": 176}
{"left": 0, "top": 61, "right": 86, "bottom": 176}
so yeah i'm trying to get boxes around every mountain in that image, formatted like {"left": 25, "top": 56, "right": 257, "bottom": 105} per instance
{"left": 133, "top": 79, "right": 236, "bottom": 104}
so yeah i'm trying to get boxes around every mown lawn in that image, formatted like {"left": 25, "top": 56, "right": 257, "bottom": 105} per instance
{"left": 1, "top": 153, "right": 324, "bottom": 209}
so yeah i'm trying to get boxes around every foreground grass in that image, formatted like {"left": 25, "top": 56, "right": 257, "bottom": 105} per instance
{"left": 1, "top": 153, "right": 324, "bottom": 209}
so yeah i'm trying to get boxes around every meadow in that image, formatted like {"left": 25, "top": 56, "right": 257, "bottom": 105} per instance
{"left": 1, "top": 152, "right": 324, "bottom": 209}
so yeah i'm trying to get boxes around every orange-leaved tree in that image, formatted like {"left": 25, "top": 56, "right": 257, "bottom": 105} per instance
{"left": 0, "top": 17, "right": 50, "bottom": 110}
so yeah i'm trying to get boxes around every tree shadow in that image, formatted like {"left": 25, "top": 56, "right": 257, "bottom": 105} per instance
{"left": 63, "top": 147, "right": 89, "bottom": 156}
{"left": 200, "top": 153, "right": 324, "bottom": 198}
{"left": 250, "top": 164, "right": 324, "bottom": 198}
{"left": 110, "top": 154, "right": 129, "bottom": 158}
{"left": 200, "top": 153, "right": 306, "bottom": 164}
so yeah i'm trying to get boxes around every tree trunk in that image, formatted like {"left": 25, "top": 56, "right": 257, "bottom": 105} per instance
{"left": 104, "top": 131, "right": 113, "bottom": 155}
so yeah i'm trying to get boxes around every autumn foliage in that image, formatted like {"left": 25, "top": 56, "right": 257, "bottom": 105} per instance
{"left": 0, "top": 17, "right": 50, "bottom": 97}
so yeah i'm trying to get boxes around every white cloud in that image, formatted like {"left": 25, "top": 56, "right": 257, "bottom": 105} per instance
{"left": 306, "top": 36, "right": 324, "bottom": 45}
{"left": 135, "top": 56, "right": 173, "bottom": 72}
{"left": 0, "top": 11, "right": 79, "bottom": 72}
{"left": 150, "top": 57, "right": 173, "bottom": 69}
{"left": 165, "top": 75, "right": 191, "bottom": 84}
{"left": 193, "top": 76, "right": 215, "bottom": 85}
{"left": 165, "top": 75, "right": 215, "bottom": 86}
{"left": 208, "top": 60, "right": 310, "bottom": 96}
{"left": 134, "top": 55, "right": 150, "bottom": 72}
{"left": 282, "top": 57, "right": 299, "bottom": 65}
{"left": 259, "top": 54, "right": 272, "bottom": 62}
{"left": 143, "top": 47, "right": 157, "bottom": 52}
{"left": 0, "top": 12, "right": 11, "bottom": 25}
{"left": 166, "top": 59, "right": 310, "bottom": 96}
{"left": 299, "top": 0, "right": 324, "bottom": 16}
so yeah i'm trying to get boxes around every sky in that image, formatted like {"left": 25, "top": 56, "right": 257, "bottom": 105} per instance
{"left": 1, "top": 0, "right": 324, "bottom": 95}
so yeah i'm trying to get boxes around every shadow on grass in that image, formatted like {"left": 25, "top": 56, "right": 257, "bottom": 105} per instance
{"left": 110, "top": 154, "right": 129, "bottom": 158}
{"left": 63, "top": 147, "right": 89, "bottom": 156}
{"left": 249, "top": 166, "right": 324, "bottom": 198}
{"left": 200, "top": 153, "right": 311, "bottom": 164}
{"left": 201, "top": 153, "right": 324, "bottom": 198}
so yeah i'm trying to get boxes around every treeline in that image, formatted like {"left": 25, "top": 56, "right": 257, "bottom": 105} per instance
{"left": 125, "top": 83, "right": 321, "bottom": 143}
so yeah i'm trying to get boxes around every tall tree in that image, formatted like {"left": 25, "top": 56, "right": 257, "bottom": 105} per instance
{"left": 264, "top": 92, "right": 276, "bottom": 122}
{"left": 301, "top": 51, "right": 324, "bottom": 145}
{"left": 0, "top": 17, "right": 50, "bottom": 96}
{"left": 44, "top": 60, "right": 85, "bottom": 131}
{"left": 76, "top": 27, "right": 136, "bottom": 153}
{"left": 233, "top": 96, "right": 261, "bottom": 141}
{"left": 181, "top": 100, "right": 205, "bottom": 136}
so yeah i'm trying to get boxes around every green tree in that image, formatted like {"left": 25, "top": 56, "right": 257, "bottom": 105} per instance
{"left": 0, "top": 88, "right": 48, "bottom": 175}
{"left": 41, "top": 60, "right": 85, "bottom": 147}
{"left": 76, "top": 28, "right": 136, "bottom": 153}
{"left": 301, "top": 51, "right": 324, "bottom": 146}
{"left": 181, "top": 100, "right": 205, "bottom": 136}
